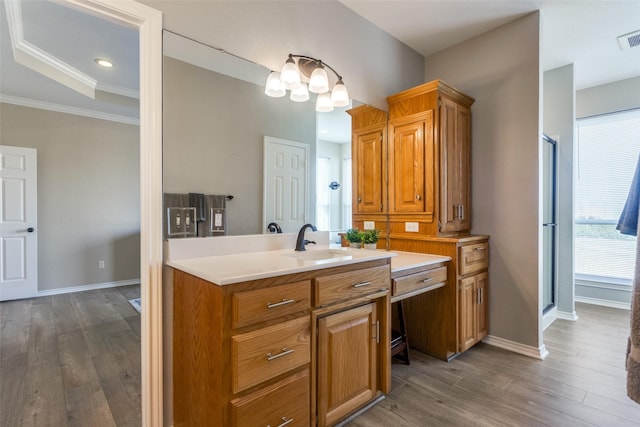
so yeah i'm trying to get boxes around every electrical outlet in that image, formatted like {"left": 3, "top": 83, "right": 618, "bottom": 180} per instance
{"left": 405, "top": 222, "right": 419, "bottom": 232}
{"left": 364, "top": 221, "right": 375, "bottom": 230}
{"left": 98, "top": 260, "right": 105, "bottom": 269}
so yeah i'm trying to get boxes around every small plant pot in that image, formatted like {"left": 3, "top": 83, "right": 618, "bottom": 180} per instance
{"left": 350, "top": 242, "right": 362, "bottom": 249}
{"left": 363, "top": 243, "right": 377, "bottom": 250}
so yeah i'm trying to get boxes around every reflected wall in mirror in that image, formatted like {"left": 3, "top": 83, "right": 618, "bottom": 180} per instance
{"left": 162, "top": 31, "right": 354, "bottom": 238}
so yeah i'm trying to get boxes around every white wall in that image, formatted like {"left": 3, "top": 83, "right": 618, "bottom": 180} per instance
{"left": 141, "top": 0, "right": 425, "bottom": 110}
{"left": 543, "top": 64, "right": 576, "bottom": 318}
{"left": 1, "top": 103, "right": 140, "bottom": 292}
{"left": 423, "top": 13, "right": 543, "bottom": 351}
{"left": 316, "top": 140, "right": 345, "bottom": 231}
{"left": 577, "top": 76, "right": 640, "bottom": 118}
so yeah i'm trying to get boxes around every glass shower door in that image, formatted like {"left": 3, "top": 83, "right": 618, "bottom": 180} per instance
{"left": 542, "top": 135, "right": 557, "bottom": 313}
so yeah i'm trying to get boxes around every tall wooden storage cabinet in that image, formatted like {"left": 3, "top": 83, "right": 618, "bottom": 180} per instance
{"left": 348, "top": 80, "right": 490, "bottom": 360}
{"left": 386, "top": 80, "right": 474, "bottom": 237}
{"left": 348, "top": 105, "right": 388, "bottom": 247}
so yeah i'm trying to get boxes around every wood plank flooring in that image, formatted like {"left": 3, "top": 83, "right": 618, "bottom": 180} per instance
{"left": 2, "top": 289, "right": 638, "bottom": 426}
{"left": 349, "top": 303, "right": 640, "bottom": 426}
{"left": 0, "top": 285, "right": 141, "bottom": 427}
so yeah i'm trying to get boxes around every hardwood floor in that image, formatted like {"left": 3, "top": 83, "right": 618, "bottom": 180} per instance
{"left": 2, "top": 290, "right": 638, "bottom": 427}
{"left": 349, "top": 303, "right": 640, "bottom": 426}
{"left": 0, "top": 285, "right": 141, "bottom": 427}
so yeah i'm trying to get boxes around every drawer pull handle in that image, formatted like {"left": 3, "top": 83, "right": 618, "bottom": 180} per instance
{"left": 421, "top": 277, "right": 434, "bottom": 283}
{"left": 353, "top": 281, "right": 372, "bottom": 288}
{"left": 268, "top": 417, "right": 294, "bottom": 427}
{"left": 266, "top": 348, "right": 294, "bottom": 361}
{"left": 473, "top": 247, "right": 486, "bottom": 251}
{"left": 266, "top": 298, "right": 295, "bottom": 309}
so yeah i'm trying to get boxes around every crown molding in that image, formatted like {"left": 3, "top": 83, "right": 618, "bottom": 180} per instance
{"left": 3, "top": 0, "right": 139, "bottom": 101}
{"left": 0, "top": 94, "right": 140, "bottom": 126}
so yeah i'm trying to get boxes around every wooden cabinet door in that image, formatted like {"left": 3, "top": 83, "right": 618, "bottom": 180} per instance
{"left": 317, "top": 303, "right": 378, "bottom": 426}
{"left": 388, "top": 112, "right": 435, "bottom": 214}
{"left": 353, "top": 128, "right": 385, "bottom": 214}
{"left": 476, "top": 272, "right": 488, "bottom": 340}
{"left": 458, "top": 276, "right": 476, "bottom": 352}
{"left": 440, "top": 97, "right": 471, "bottom": 233}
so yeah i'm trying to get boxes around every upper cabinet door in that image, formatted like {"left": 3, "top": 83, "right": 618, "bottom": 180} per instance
{"left": 439, "top": 96, "right": 471, "bottom": 233}
{"left": 354, "top": 128, "right": 385, "bottom": 214}
{"left": 388, "top": 111, "right": 435, "bottom": 215}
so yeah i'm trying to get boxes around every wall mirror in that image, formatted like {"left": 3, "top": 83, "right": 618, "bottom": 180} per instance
{"left": 162, "top": 30, "right": 355, "bottom": 239}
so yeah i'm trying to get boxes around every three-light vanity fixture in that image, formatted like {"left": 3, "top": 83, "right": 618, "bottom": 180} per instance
{"left": 264, "top": 54, "right": 349, "bottom": 112}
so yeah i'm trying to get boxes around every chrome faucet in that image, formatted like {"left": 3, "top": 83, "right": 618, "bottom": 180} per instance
{"left": 295, "top": 224, "right": 317, "bottom": 251}
{"left": 267, "top": 222, "right": 282, "bottom": 233}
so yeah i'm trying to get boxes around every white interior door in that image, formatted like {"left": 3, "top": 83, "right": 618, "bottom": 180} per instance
{"left": 1, "top": 145, "right": 38, "bottom": 301}
{"left": 263, "top": 136, "right": 309, "bottom": 234}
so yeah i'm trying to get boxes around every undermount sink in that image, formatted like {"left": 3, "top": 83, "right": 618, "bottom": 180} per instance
{"left": 285, "top": 249, "right": 352, "bottom": 261}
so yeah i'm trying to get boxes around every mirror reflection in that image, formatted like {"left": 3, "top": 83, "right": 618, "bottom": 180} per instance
{"left": 162, "top": 31, "right": 353, "bottom": 239}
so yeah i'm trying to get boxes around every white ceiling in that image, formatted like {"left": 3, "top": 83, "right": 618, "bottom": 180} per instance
{"left": 1, "top": 0, "right": 639, "bottom": 128}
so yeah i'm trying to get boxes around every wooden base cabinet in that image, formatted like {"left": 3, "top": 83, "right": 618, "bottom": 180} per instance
{"left": 389, "top": 235, "right": 489, "bottom": 360}
{"left": 317, "top": 303, "right": 379, "bottom": 426}
{"left": 172, "top": 259, "right": 391, "bottom": 427}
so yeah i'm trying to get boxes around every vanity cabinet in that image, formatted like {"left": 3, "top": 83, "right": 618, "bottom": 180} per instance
{"left": 389, "top": 235, "right": 489, "bottom": 360}
{"left": 171, "top": 258, "right": 391, "bottom": 427}
{"left": 386, "top": 80, "right": 474, "bottom": 237}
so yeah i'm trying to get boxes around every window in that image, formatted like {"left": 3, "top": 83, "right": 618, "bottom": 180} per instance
{"left": 575, "top": 108, "right": 640, "bottom": 282}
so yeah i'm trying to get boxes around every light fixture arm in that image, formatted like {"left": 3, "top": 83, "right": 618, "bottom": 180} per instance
{"left": 288, "top": 54, "right": 343, "bottom": 82}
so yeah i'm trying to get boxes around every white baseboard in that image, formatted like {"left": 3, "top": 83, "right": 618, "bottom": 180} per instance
{"left": 37, "top": 279, "right": 140, "bottom": 297}
{"left": 543, "top": 307, "right": 557, "bottom": 330}
{"left": 575, "top": 296, "right": 631, "bottom": 310}
{"left": 483, "top": 335, "right": 549, "bottom": 360}
{"left": 556, "top": 310, "right": 579, "bottom": 321}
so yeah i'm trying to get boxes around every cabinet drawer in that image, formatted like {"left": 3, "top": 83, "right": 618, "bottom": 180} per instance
{"left": 393, "top": 266, "right": 447, "bottom": 297}
{"left": 232, "top": 281, "right": 311, "bottom": 329}
{"left": 232, "top": 316, "right": 310, "bottom": 393}
{"left": 459, "top": 242, "right": 489, "bottom": 275}
{"left": 231, "top": 370, "right": 310, "bottom": 427}
{"left": 313, "top": 265, "right": 390, "bottom": 307}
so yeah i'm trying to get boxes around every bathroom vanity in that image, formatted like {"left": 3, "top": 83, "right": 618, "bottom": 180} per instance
{"left": 166, "top": 234, "right": 449, "bottom": 427}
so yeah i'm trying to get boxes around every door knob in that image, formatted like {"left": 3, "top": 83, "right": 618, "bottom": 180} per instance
{"left": 27, "top": 227, "right": 34, "bottom": 232}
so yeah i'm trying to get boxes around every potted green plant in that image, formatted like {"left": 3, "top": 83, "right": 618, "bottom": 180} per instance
{"left": 362, "top": 229, "right": 380, "bottom": 250}
{"left": 345, "top": 228, "right": 363, "bottom": 248}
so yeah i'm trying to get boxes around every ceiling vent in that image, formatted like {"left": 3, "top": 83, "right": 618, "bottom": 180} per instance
{"left": 618, "top": 30, "right": 640, "bottom": 50}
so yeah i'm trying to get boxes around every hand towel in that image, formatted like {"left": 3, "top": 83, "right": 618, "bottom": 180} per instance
{"left": 189, "top": 193, "right": 206, "bottom": 222}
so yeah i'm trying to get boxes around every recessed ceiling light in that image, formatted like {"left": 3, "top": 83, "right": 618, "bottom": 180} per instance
{"left": 95, "top": 58, "right": 113, "bottom": 68}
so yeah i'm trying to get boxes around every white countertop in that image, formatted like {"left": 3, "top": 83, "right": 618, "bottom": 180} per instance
{"left": 390, "top": 251, "right": 451, "bottom": 273}
{"left": 166, "top": 247, "right": 395, "bottom": 285}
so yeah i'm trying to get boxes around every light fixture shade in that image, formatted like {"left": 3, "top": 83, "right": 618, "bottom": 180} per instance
{"left": 265, "top": 71, "right": 286, "bottom": 97}
{"left": 308, "top": 65, "right": 329, "bottom": 94}
{"left": 280, "top": 57, "right": 301, "bottom": 90}
{"left": 316, "top": 92, "right": 334, "bottom": 112}
{"left": 290, "top": 82, "right": 309, "bottom": 102}
{"left": 331, "top": 79, "right": 349, "bottom": 107}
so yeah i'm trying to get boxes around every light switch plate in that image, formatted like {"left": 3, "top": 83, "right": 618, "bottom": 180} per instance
{"left": 364, "top": 221, "right": 375, "bottom": 230}
{"left": 405, "top": 222, "right": 419, "bottom": 232}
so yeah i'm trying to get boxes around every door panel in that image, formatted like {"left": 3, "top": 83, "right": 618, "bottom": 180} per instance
{"left": 263, "top": 137, "right": 309, "bottom": 234}
{"left": 1, "top": 145, "right": 38, "bottom": 301}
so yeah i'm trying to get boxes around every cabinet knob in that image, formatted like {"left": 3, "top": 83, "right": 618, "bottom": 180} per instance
{"left": 358, "top": 197, "right": 362, "bottom": 203}
{"left": 416, "top": 194, "right": 421, "bottom": 201}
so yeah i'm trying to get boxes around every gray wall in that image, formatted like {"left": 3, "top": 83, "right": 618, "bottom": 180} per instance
{"left": 142, "top": 0, "right": 425, "bottom": 110}
{"left": 543, "top": 64, "right": 576, "bottom": 317}
{"left": 0, "top": 103, "right": 140, "bottom": 291}
{"left": 163, "top": 57, "right": 317, "bottom": 235}
{"left": 576, "top": 76, "right": 640, "bottom": 118}
{"left": 423, "top": 13, "right": 543, "bottom": 350}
